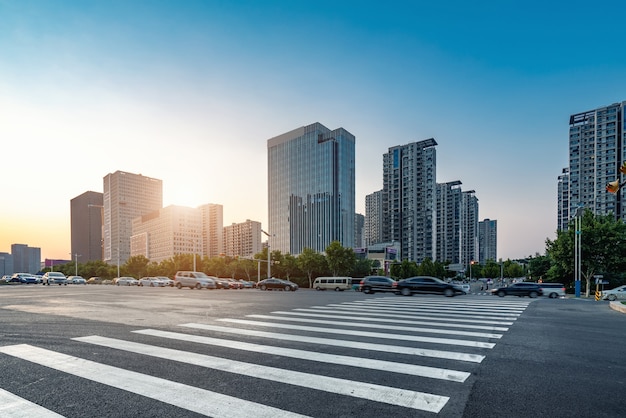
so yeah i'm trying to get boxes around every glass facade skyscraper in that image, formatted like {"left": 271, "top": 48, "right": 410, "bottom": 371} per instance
{"left": 267, "top": 122, "right": 355, "bottom": 255}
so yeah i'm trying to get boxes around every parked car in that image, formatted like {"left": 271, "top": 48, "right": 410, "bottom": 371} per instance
{"left": 155, "top": 276, "right": 175, "bottom": 287}
{"left": 67, "top": 276, "right": 87, "bottom": 284}
{"left": 491, "top": 282, "right": 543, "bottom": 298}
{"left": 42, "top": 271, "right": 68, "bottom": 286}
{"left": 538, "top": 282, "right": 566, "bottom": 298}
{"left": 2, "top": 275, "right": 21, "bottom": 284}
{"left": 224, "top": 278, "right": 244, "bottom": 289}
{"left": 396, "top": 276, "right": 465, "bottom": 297}
{"left": 13, "top": 273, "right": 40, "bottom": 284}
{"left": 139, "top": 277, "right": 165, "bottom": 287}
{"left": 257, "top": 278, "right": 298, "bottom": 291}
{"left": 114, "top": 277, "right": 138, "bottom": 286}
{"left": 173, "top": 271, "right": 217, "bottom": 289}
{"left": 86, "top": 277, "right": 103, "bottom": 284}
{"left": 237, "top": 279, "right": 254, "bottom": 288}
{"left": 602, "top": 285, "right": 626, "bottom": 301}
{"left": 213, "top": 277, "right": 231, "bottom": 289}
{"left": 359, "top": 276, "right": 397, "bottom": 294}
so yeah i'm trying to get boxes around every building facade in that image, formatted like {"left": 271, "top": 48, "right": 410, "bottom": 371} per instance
{"left": 461, "top": 190, "right": 479, "bottom": 268}
{"left": 10, "top": 244, "right": 41, "bottom": 274}
{"left": 559, "top": 101, "right": 626, "bottom": 230}
{"left": 199, "top": 203, "right": 223, "bottom": 259}
{"left": 478, "top": 218, "right": 498, "bottom": 264}
{"left": 435, "top": 181, "right": 463, "bottom": 265}
{"left": 130, "top": 205, "right": 202, "bottom": 263}
{"left": 267, "top": 122, "right": 355, "bottom": 255}
{"left": 70, "top": 191, "right": 104, "bottom": 262}
{"left": 364, "top": 190, "right": 383, "bottom": 246}
{"left": 103, "top": 171, "right": 163, "bottom": 265}
{"left": 382, "top": 139, "right": 437, "bottom": 262}
{"left": 223, "top": 219, "right": 262, "bottom": 258}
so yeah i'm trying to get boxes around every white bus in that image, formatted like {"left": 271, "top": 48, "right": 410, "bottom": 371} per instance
{"left": 312, "top": 277, "right": 352, "bottom": 291}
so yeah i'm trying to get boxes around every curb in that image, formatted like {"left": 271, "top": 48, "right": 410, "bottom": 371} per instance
{"left": 609, "top": 301, "right": 626, "bottom": 314}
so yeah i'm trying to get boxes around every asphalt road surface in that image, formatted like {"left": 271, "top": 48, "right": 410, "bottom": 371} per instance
{"left": 1, "top": 285, "right": 625, "bottom": 417}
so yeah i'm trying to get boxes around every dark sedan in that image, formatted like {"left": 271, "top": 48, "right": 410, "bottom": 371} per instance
{"left": 257, "top": 278, "right": 298, "bottom": 291}
{"left": 396, "top": 276, "right": 465, "bottom": 297}
{"left": 491, "top": 282, "right": 543, "bottom": 298}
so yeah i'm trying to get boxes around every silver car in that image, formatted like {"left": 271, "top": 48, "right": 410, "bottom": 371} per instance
{"left": 603, "top": 285, "right": 626, "bottom": 301}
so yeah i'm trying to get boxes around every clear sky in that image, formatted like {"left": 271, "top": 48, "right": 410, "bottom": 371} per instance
{"left": 2, "top": 0, "right": 626, "bottom": 261}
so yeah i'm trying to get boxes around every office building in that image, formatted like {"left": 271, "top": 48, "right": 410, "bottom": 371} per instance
{"left": 560, "top": 101, "right": 626, "bottom": 230}
{"left": 364, "top": 190, "right": 383, "bottom": 246}
{"left": 382, "top": 139, "right": 437, "bottom": 262}
{"left": 70, "top": 191, "right": 104, "bottom": 262}
{"left": 354, "top": 213, "right": 365, "bottom": 249}
{"left": 223, "top": 219, "right": 262, "bottom": 258}
{"left": 0, "top": 252, "right": 14, "bottom": 276}
{"left": 11, "top": 244, "right": 41, "bottom": 274}
{"left": 103, "top": 171, "right": 163, "bottom": 265}
{"left": 199, "top": 203, "right": 223, "bottom": 258}
{"left": 478, "top": 218, "right": 498, "bottom": 264}
{"left": 267, "top": 122, "right": 355, "bottom": 254}
{"left": 130, "top": 205, "right": 201, "bottom": 263}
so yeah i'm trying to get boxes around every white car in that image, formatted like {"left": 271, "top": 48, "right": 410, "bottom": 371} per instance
{"left": 155, "top": 276, "right": 175, "bottom": 287}
{"left": 139, "top": 277, "right": 165, "bottom": 287}
{"left": 114, "top": 277, "right": 138, "bottom": 286}
{"left": 67, "top": 276, "right": 87, "bottom": 284}
{"left": 42, "top": 271, "right": 68, "bottom": 285}
{"left": 602, "top": 285, "right": 626, "bottom": 301}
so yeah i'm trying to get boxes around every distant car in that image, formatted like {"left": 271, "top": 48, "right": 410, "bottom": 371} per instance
{"left": 359, "top": 276, "right": 397, "bottom": 294}
{"left": 224, "top": 278, "right": 244, "bottom": 289}
{"left": 213, "top": 277, "right": 231, "bottom": 289}
{"left": 155, "top": 276, "right": 175, "bottom": 287}
{"left": 114, "top": 277, "right": 138, "bottom": 286}
{"left": 2, "top": 275, "right": 21, "bottom": 284}
{"left": 42, "top": 271, "right": 68, "bottom": 286}
{"left": 13, "top": 273, "right": 39, "bottom": 284}
{"left": 138, "top": 277, "right": 165, "bottom": 287}
{"left": 452, "top": 282, "right": 471, "bottom": 294}
{"left": 491, "top": 282, "right": 543, "bottom": 298}
{"left": 173, "top": 271, "right": 217, "bottom": 289}
{"left": 257, "top": 278, "right": 298, "bottom": 291}
{"left": 602, "top": 285, "right": 626, "bottom": 301}
{"left": 396, "top": 276, "right": 465, "bottom": 297}
{"left": 237, "top": 279, "right": 254, "bottom": 288}
{"left": 538, "top": 282, "right": 566, "bottom": 298}
{"left": 67, "top": 276, "right": 87, "bottom": 284}
{"left": 86, "top": 277, "right": 103, "bottom": 284}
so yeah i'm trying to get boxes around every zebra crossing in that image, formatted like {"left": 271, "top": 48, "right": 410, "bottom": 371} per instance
{"left": 0, "top": 296, "right": 534, "bottom": 417}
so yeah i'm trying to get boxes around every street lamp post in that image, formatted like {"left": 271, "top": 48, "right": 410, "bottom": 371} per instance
{"left": 573, "top": 206, "right": 584, "bottom": 298}
{"left": 69, "top": 253, "right": 81, "bottom": 276}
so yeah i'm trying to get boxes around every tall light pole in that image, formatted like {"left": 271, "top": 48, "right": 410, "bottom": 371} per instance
{"left": 261, "top": 229, "right": 272, "bottom": 279}
{"left": 69, "top": 253, "right": 81, "bottom": 276}
{"left": 573, "top": 206, "right": 584, "bottom": 298}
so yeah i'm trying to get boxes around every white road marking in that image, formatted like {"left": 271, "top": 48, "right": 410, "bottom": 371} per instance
{"left": 217, "top": 318, "right": 496, "bottom": 348}
{"left": 0, "top": 388, "right": 64, "bottom": 418}
{"left": 179, "top": 323, "right": 485, "bottom": 363}
{"left": 71, "top": 336, "right": 450, "bottom": 413}
{"left": 0, "top": 344, "right": 308, "bottom": 418}
{"left": 133, "top": 328, "right": 470, "bottom": 382}
{"left": 320, "top": 304, "right": 520, "bottom": 321}
{"left": 247, "top": 314, "right": 503, "bottom": 339}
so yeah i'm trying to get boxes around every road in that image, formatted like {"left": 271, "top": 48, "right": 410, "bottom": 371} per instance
{"left": 0, "top": 285, "right": 625, "bottom": 417}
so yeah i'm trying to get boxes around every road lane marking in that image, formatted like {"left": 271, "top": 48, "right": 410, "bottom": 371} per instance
{"left": 217, "top": 319, "right": 496, "bottom": 348}
{"left": 320, "top": 304, "right": 520, "bottom": 321}
{"left": 178, "top": 323, "right": 485, "bottom": 363}
{"left": 247, "top": 315, "right": 503, "bottom": 339}
{"left": 72, "top": 336, "right": 450, "bottom": 413}
{"left": 0, "top": 388, "right": 64, "bottom": 418}
{"left": 0, "top": 344, "right": 308, "bottom": 418}
{"left": 133, "top": 328, "right": 470, "bottom": 382}
{"left": 273, "top": 310, "right": 510, "bottom": 331}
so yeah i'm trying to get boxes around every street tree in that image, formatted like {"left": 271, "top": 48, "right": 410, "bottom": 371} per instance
{"left": 325, "top": 241, "right": 356, "bottom": 277}
{"left": 297, "top": 247, "right": 328, "bottom": 288}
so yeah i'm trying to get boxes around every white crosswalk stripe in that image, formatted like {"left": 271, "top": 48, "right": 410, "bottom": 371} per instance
{"left": 0, "top": 296, "right": 535, "bottom": 416}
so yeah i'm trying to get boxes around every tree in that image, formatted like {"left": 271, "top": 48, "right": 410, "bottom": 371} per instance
{"left": 527, "top": 253, "right": 551, "bottom": 282}
{"left": 547, "top": 210, "right": 626, "bottom": 296}
{"left": 281, "top": 254, "right": 301, "bottom": 281}
{"left": 390, "top": 260, "right": 419, "bottom": 280}
{"left": 297, "top": 247, "right": 328, "bottom": 288}
{"left": 124, "top": 255, "right": 150, "bottom": 279}
{"left": 325, "top": 241, "right": 356, "bottom": 277}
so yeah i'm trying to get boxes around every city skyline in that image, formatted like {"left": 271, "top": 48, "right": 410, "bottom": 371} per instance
{"left": 2, "top": 1, "right": 626, "bottom": 261}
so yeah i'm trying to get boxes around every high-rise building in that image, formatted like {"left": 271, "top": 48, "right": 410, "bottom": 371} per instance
{"left": 0, "top": 252, "right": 14, "bottom": 276}
{"left": 223, "top": 219, "right": 262, "bottom": 258}
{"left": 70, "top": 191, "right": 104, "bottom": 262}
{"left": 382, "top": 139, "right": 437, "bottom": 262}
{"left": 365, "top": 190, "right": 383, "bottom": 246}
{"left": 435, "top": 181, "right": 463, "bottom": 265}
{"left": 478, "top": 218, "right": 497, "bottom": 264}
{"left": 199, "top": 203, "right": 223, "bottom": 258}
{"left": 103, "top": 171, "right": 162, "bottom": 265}
{"left": 11, "top": 244, "right": 40, "bottom": 274}
{"left": 461, "top": 190, "right": 479, "bottom": 267}
{"left": 557, "top": 168, "right": 570, "bottom": 232}
{"left": 354, "top": 213, "right": 365, "bottom": 249}
{"left": 559, "top": 101, "right": 626, "bottom": 230}
{"left": 130, "top": 205, "right": 201, "bottom": 263}
{"left": 267, "top": 122, "right": 355, "bottom": 255}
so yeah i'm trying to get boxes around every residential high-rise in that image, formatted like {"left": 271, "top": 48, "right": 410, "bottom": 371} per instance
{"left": 199, "top": 203, "right": 223, "bottom": 258}
{"left": 382, "top": 139, "right": 437, "bottom": 262}
{"left": 461, "top": 190, "right": 479, "bottom": 267}
{"left": 559, "top": 101, "right": 626, "bottom": 230}
{"left": 223, "top": 219, "right": 262, "bottom": 258}
{"left": 103, "top": 171, "right": 162, "bottom": 265}
{"left": 354, "top": 213, "right": 365, "bottom": 249}
{"left": 435, "top": 181, "right": 463, "bottom": 265}
{"left": 130, "top": 205, "right": 201, "bottom": 263}
{"left": 557, "top": 168, "right": 570, "bottom": 232}
{"left": 364, "top": 190, "right": 383, "bottom": 246}
{"left": 478, "top": 218, "right": 497, "bottom": 264}
{"left": 267, "top": 122, "right": 355, "bottom": 254}
{"left": 70, "top": 191, "right": 104, "bottom": 262}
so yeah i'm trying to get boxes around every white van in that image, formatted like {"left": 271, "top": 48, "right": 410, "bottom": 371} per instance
{"left": 313, "top": 277, "right": 352, "bottom": 291}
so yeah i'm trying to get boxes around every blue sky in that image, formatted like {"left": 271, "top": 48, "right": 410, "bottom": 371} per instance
{"left": 2, "top": 0, "right": 626, "bottom": 260}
